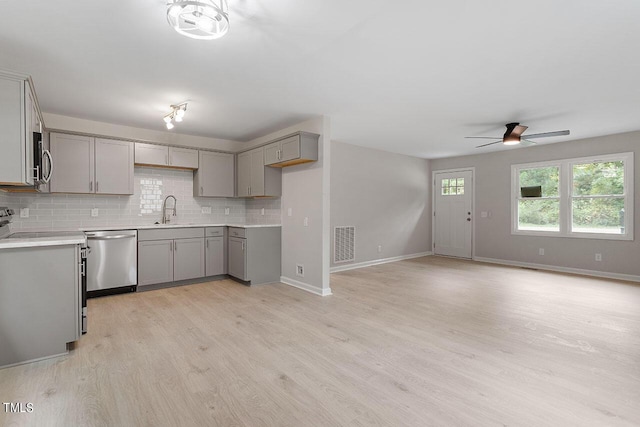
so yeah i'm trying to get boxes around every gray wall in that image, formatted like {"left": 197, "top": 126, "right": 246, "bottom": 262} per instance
{"left": 331, "top": 142, "right": 431, "bottom": 268}
{"left": 431, "top": 131, "right": 640, "bottom": 277}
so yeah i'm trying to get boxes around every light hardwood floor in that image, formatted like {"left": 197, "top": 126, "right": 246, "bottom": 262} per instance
{"left": 1, "top": 256, "right": 639, "bottom": 426}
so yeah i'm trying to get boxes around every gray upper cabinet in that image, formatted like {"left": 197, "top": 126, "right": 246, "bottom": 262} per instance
{"left": 263, "top": 132, "right": 319, "bottom": 168}
{"left": 50, "top": 133, "right": 94, "bottom": 194}
{"left": 194, "top": 151, "right": 234, "bottom": 197}
{"left": 236, "top": 151, "right": 251, "bottom": 198}
{"left": 0, "top": 71, "right": 42, "bottom": 187}
{"left": 135, "top": 143, "right": 168, "bottom": 166}
{"left": 95, "top": 138, "right": 134, "bottom": 194}
{"left": 50, "top": 133, "right": 134, "bottom": 195}
{"left": 134, "top": 143, "right": 198, "bottom": 170}
{"left": 169, "top": 147, "right": 198, "bottom": 169}
{"left": 236, "top": 147, "right": 281, "bottom": 197}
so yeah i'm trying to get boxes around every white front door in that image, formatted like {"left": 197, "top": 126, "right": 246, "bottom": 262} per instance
{"left": 434, "top": 170, "right": 473, "bottom": 258}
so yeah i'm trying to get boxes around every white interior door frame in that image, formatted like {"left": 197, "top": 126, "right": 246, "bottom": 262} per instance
{"left": 431, "top": 167, "right": 476, "bottom": 258}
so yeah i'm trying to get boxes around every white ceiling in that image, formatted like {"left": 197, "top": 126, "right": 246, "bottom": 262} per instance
{"left": 1, "top": 0, "right": 640, "bottom": 158}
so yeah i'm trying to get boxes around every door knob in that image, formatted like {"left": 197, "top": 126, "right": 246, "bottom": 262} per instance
{"left": 467, "top": 218, "right": 471, "bottom": 221}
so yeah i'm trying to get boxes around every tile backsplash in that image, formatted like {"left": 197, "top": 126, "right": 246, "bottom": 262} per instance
{"left": 2, "top": 167, "right": 281, "bottom": 231}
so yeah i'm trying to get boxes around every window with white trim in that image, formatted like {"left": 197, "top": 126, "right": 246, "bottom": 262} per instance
{"left": 511, "top": 153, "right": 634, "bottom": 240}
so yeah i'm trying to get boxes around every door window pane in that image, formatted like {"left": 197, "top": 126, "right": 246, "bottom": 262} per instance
{"left": 441, "top": 177, "right": 465, "bottom": 196}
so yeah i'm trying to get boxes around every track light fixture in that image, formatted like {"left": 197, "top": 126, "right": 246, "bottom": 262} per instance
{"left": 163, "top": 103, "right": 188, "bottom": 130}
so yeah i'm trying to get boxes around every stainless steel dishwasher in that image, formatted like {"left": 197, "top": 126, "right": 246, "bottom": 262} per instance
{"left": 86, "top": 230, "right": 137, "bottom": 296}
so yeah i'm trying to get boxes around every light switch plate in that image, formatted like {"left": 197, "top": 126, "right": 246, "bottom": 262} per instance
{"left": 91, "top": 208, "right": 99, "bottom": 218}
{"left": 202, "top": 207, "right": 212, "bottom": 214}
{"left": 304, "top": 217, "right": 309, "bottom": 226}
{"left": 224, "top": 207, "right": 230, "bottom": 216}
{"left": 261, "top": 208, "right": 265, "bottom": 216}
{"left": 19, "top": 208, "right": 29, "bottom": 218}
{"left": 288, "top": 208, "right": 293, "bottom": 217}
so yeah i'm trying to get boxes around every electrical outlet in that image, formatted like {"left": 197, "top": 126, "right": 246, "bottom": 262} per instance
{"left": 224, "top": 207, "right": 230, "bottom": 216}
{"left": 595, "top": 253, "right": 602, "bottom": 262}
{"left": 261, "top": 208, "right": 265, "bottom": 216}
{"left": 539, "top": 248, "right": 545, "bottom": 256}
{"left": 288, "top": 208, "right": 293, "bottom": 217}
{"left": 19, "top": 208, "right": 29, "bottom": 218}
{"left": 296, "top": 264, "right": 304, "bottom": 277}
{"left": 91, "top": 208, "right": 99, "bottom": 218}
{"left": 378, "top": 245, "right": 382, "bottom": 253}
{"left": 304, "top": 217, "right": 309, "bottom": 227}
{"left": 202, "top": 206, "right": 212, "bottom": 214}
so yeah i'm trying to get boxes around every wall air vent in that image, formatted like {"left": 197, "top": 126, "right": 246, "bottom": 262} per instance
{"left": 334, "top": 226, "right": 355, "bottom": 263}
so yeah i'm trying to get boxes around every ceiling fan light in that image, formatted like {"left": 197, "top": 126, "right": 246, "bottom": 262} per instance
{"left": 166, "top": 0, "right": 229, "bottom": 40}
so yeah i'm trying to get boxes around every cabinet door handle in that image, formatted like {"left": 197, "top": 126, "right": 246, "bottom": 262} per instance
{"left": 89, "top": 181, "right": 93, "bottom": 192}
{"left": 201, "top": 186, "right": 203, "bottom": 196}
{"left": 166, "top": 154, "right": 169, "bottom": 165}
{"left": 170, "top": 241, "right": 173, "bottom": 252}
{"left": 241, "top": 241, "right": 245, "bottom": 251}
{"left": 174, "top": 241, "right": 177, "bottom": 251}
{"left": 96, "top": 181, "right": 99, "bottom": 193}
{"left": 206, "top": 239, "right": 209, "bottom": 249}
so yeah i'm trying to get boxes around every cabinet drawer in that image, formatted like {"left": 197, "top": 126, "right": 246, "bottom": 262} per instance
{"left": 138, "top": 227, "right": 205, "bottom": 241}
{"left": 205, "top": 227, "right": 225, "bottom": 237}
{"left": 228, "top": 227, "right": 246, "bottom": 238}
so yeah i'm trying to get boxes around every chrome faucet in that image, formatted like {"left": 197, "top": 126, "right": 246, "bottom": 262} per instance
{"left": 161, "top": 195, "right": 177, "bottom": 224}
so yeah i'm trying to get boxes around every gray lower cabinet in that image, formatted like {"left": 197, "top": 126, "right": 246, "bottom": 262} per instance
{"left": 137, "top": 228, "right": 205, "bottom": 287}
{"left": 137, "top": 240, "right": 174, "bottom": 286}
{"left": 174, "top": 238, "right": 205, "bottom": 281}
{"left": 228, "top": 227, "right": 281, "bottom": 285}
{"left": 205, "top": 227, "right": 226, "bottom": 276}
{"left": 228, "top": 236, "right": 247, "bottom": 281}
{"left": 0, "top": 244, "right": 81, "bottom": 368}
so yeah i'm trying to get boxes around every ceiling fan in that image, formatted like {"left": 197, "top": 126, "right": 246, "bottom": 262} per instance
{"left": 466, "top": 123, "right": 570, "bottom": 148}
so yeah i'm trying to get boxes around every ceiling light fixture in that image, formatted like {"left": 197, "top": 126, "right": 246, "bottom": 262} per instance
{"left": 163, "top": 103, "right": 188, "bottom": 130}
{"left": 166, "top": 0, "right": 229, "bottom": 40}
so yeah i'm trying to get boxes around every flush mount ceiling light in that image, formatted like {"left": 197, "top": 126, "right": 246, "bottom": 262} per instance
{"left": 167, "top": 0, "right": 229, "bottom": 40}
{"left": 163, "top": 103, "right": 188, "bottom": 130}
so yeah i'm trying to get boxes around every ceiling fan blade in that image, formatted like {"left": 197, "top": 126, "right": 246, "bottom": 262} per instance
{"left": 475, "top": 140, "right": 502, "bottom": 148}
{"left": 511, "top": 125, "right": 528, "bottom": 137}
{"left": 521, "top": 139, "right": 537, "bottom": 146}
{"left": 522, "top": 130, "right": 570, "bottom": 139}
{"left": 465, "top": 136, "right": 502, "bottom": 139}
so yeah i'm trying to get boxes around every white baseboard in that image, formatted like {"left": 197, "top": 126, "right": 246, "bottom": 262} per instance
{"left": 280, "top": 276, "right": 332, "bottom": 297}
{"left": 330, "top": 251, "right": 433, "bottom": 273}
{"left": 473, "top": 256, "right": 640, "bottom": 283}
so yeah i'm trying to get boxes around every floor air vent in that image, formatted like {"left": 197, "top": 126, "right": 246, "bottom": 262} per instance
{"left": 334, "top": 226, "right": 355, "bottom": 263}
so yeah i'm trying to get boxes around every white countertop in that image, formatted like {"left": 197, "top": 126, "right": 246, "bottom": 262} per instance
{"left": 81, "top": 223, "right": 282, "bottom": 231}
{"left": 0, "top": 233, "right": 87, "bottom": 250}
{"left": 0, "top": 223, "right": 281, "bottom": 249}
